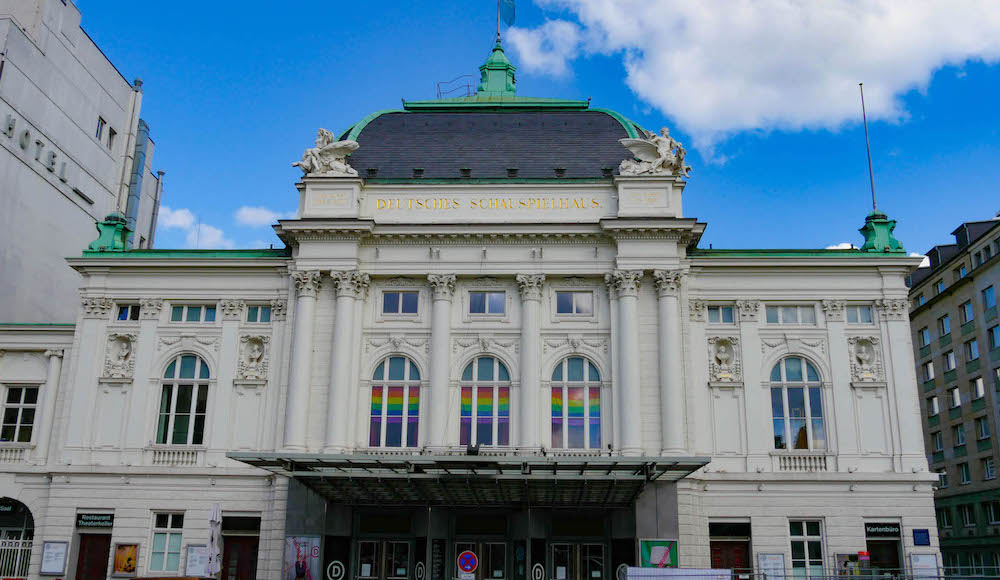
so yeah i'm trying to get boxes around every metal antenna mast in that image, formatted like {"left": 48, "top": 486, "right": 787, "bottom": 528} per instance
{"left": 859, "top": 83, "right": 878, "bottom": 212}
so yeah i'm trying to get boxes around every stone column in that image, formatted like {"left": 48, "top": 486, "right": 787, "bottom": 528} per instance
{"left": 611, "top": 269, "right": 644, "bottom": 456}
{"left": 879, "top": 297, "right": 927, "bottom": 470}
{"left": 283, "top": 271, "right": 322, "bottom": 451}
{"left": 33, "top": 349, "right": 64, "bottom": 465}
{"left": 653, "top": 270, "right": 686, "bottom": 455}
{"left": 325, "top": 271, "right": 370, "bottom": 452}
{"left": 605, "top": 276, "right": 621, "bottom": 448}
{"left": 428, "top": 274, "right": 456, "bottom": 448}
{"left": 516, "top": 274, "right": 545, "bottom": 450}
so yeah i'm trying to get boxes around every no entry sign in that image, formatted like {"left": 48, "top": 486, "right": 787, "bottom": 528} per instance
{"left": 458, "top": 551, "right": 478, "bottom": 573}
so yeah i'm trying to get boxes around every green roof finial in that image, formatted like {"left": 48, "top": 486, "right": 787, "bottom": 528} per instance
{"left": 858, "top": 209, "right": 905, "bottom": 253}
{"left": 87, "top": 212, "right": 130, "bottom": 252}
{"left": 477, "top": 36, "right": 516, "bottom": 97}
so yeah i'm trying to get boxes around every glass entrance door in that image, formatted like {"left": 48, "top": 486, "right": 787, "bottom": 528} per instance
{"left": 456, "top": 542, "right": 507, "bottom": 580}
{"left": 357, "top": 541, "right": 411, "bottom": 580}
{"left": 551, "top": 544, "right": 604, "bottom": 580}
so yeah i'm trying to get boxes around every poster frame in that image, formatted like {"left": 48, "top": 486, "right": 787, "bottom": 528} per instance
{"left": 637, "top": 539, "right": 678, "bottom": 568}
{"left": 39, "top": 540, "right": 69, "bottom": 576}
{"left": 111, "top": 542, "right": 139, "bottom": 577}
{"left": 185, "top": 543, "right": 212, "bottom": 577}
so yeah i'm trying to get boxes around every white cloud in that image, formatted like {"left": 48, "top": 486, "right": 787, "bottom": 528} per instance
{"left": 910, "top": 252, "right": 931, "bottom": 268}
{"left": 509, "top": 1, "right": 1000, "bottom": 153}
{"left": 826, "top": 242, "right": 856, "bottom": 250}
{"left": 158, "top": 206, "right": 195, "bottom": 229}
{"left": 235, "top": 206, "right": 295, "bottom": 227}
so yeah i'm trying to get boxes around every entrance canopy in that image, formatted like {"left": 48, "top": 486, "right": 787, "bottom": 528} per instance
{"left": 228, "top": 452, "right": 708, "bottom": 508}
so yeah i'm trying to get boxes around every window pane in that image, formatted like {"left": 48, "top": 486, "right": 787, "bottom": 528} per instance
{"left": 23, "top": 387, "right": 38, "bottom": 405}
{"left": 847, "top": 307, "right": 858, "bottom": 324}
{"left": 811, "top": 419, "right": 826, "bottom": 449}
{"left": 589, "top": 387, "right": 601, "bottom": 449}
{"left": 788, "top": 388, "right": 807, "bottom": 449}
{"left": 172, "top": 415, "right": 190, "bottom": 444}
{"left": 199, "top": 360, "right": 210, "bottom": 379}
{"left": 808, "top": 388, "right": 822, "bottom": 418}
{"left": 261, "top": 306, "right": 271, "bottom": 322}
{"left": 406, "top": 387, "right": 419, "bottom": 447}
{"left": 770, "top": 364, "right": 781, "bottom": 382}
{"left": 476, "top": 387, "right": 493, "bottom": 445}
{"left": 186, "top": 306, "right": 201, "bottom": 322}
{"left": 388, "top": 357, "right": 405, "bottom": 381}
{"left": 401, "top": 292, "right": 419, "bottom": 313}
{"left": 497, "top": 386, "right": 510, "bottom": 445}
{"left": 708, "top": 307, "right": 720, "bottom": 323}
{"left": 785, "top": 358, "right": 803, "bottom": 382}
{"left": 385, "top": 387, "right": 403, "bottom": 447}
{"left": 575, "top": 292, "right": 593, "bottom": 315}
{"left": 791, "top": 541, "right": 805, "bottom": 560}
{"left": 164, "top": 360, "right": 176, "bottom": 379}
{"left": 488, "top": 292, "right": 505, "bottom": 314}
{"left": 460, "top": 386, "right": 472, "bottom": 445}
{"left": 800, "top": 307, "right": 816, "bottom": 324}
{"left": 204, "top": 306, "right": 216, "bottom": 322}
{"left": 567, "top": 387, "right": 585, "bottom": 448}
{"left": 781, "top": 306, "right": 798, "bottom": 323}
{"left": 806, "top": 521, "right": 820, "bottom": 536}
{"left": 551, "top": 389, "right": 564, "bottom": 447}
{"left": 470, "top": 292, "right": 486, "bottom": 313}
{"left": 766, "top": 306, "right": 779, "bottom": 323}
{"left": 370, "top": 386, "right": 383, "bottom": 446}
{"left": 383, "top": 292, "right": 399, "bottom": 313}
{"left": 247, "top": 306, "right": 258, "bottom": 322}
{"left": 721, "top": 307, "right": 734, "bottom": 323}
{"left": 478, "top": 357, "right": 495, "bottom": 381}
{"left": 498, "top": 362, "right": 510, "bottom": 382}
{"left": 150, "top": 552, "right": 165, "bottom": 571}
{"left": 589, "top": 362, "right": 600, "bottom": 382}
{"left": 180, "top": 355, "right": 197, "bottom": 379}
{"left": 552, "top": 363, "right": 563, "bottom": 382}
{"left": 860, "top": 306, "right": 873, "bottom": 323}
{"left": 193, "top": 415, "right": 205, "bottom": 445}
{"left": 556, "top": 292, "right": 574, "bottom": 314}
{"left": 118, "top": 306, "right": 129, "bottom": 320}
{"left": 789, "top": 521, "right": 802, "bottom": 536}
{"left": 806, "top": 362, "right": 819, "bottom": 382}
{"left": 171, "top": 306, "right": 183, "bottom": 321}
{"left": 462, "top": 363, "right": 474, "bottom": 381}
{"left": 567, "top": 357, "right": 584, "bottom": 381}
{"left": 176, "top": 385, "right": 193, "bottom": 413}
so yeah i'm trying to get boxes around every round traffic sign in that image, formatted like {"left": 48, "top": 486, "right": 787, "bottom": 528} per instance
{"left": 458, "top": 550, "right": 479, "bottom": 573}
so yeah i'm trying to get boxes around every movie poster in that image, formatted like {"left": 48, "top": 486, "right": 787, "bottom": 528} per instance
{"left": 284, "top": 536, "right": 322, "bottom": 580}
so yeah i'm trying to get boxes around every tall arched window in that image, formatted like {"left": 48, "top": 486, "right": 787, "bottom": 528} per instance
{"left": 770, "top": 356, "right": 825, "bottom": 450}
{"left": 550, "top": 356, "right": 602, "bottom": 449}
{"left": 157, "top": 354, "right": 210, "bottom": 445}
{"left": 460, "top": 356, "right": 511, "bottom": 446}
{"left": 369, "top": 356, "right": 420, "bottom": 448}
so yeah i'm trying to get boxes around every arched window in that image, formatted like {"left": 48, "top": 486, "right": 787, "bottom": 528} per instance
{"left": 770, "top": 357, "right": 825, "bottom": 450}
{"left": 157, "top": 354, "right": 210, "bottom": 445}
{"left": 460, "top": 356, "right": 511, "bottom": 446}
{"left": 369, "top": 356, "right": 420, "bottom": 448}
{"left": 550, "top": 357, "right": 602, "bottom": 449}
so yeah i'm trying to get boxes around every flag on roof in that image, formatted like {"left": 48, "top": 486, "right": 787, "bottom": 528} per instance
{"left": 500, "top": 0, "right": 515, "bottom": 26}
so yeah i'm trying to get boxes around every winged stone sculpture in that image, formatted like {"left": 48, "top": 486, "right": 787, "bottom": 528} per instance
{"left": 618, "top": 127, "right": 691, "bottom": 177}
{"left": 293, "top": 128, "right": 360, "bottom": 177}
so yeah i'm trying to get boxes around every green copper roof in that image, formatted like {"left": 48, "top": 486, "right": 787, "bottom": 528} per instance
{"left": 477, "top": 36, "right": 517, "bottom": 97}
{"left": 80, "top": 248, "right": 291, "bottom": 259}
{"left": 689, "top": 248, "right": 908, "bottom": 258}
{"left": 859, "top": 209, "right": 906, "bottom": 253}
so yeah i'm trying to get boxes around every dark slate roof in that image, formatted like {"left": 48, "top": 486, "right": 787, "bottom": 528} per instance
{"left": 951, "top": 220, "right": 1000, "bottom": 248}
{"left": 347, "top": 111, "right": 633, "bottom": 179}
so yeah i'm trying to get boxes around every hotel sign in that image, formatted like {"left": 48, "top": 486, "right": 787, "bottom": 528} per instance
{"left": 2, "top": 107, "right": 90, "bottom": 203}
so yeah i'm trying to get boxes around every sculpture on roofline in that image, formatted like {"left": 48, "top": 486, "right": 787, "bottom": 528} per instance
{"left": 618, "top": 127, "right": 692, "bottom": 177}
{"left": 293, "top": 128, "right": 360, "bottom": 177}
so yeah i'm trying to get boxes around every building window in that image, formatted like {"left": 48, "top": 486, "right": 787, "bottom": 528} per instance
{"left": 977, "top": 416, "right": 991, "bottom": 440}
{"left": 156, "top": 355, "right": 210, "bottom": 445}
{"left": 846, "top": 305, "right": 874, "bottom": 324}
{"left": 961, "top": 301, "right": 975, "bottom": 324}
{"left": 985, "top": 286, "right": 997, "bottom": 310}
{"left": 949, "top": 387, "right": 961, "bottom": 409}
{"left": 170, "top": 304, "right": 217, "bottom": 323}
{"left": 460, "top": 357, "right": 511, "bottom": 446}
{"left": 1, "top": 385, "right": 39, "bottom": 443}
{"left": 918, "top": 327, "right": 930, "bottom": 347}
{"left": 550, "top": 356, "right": 602, "bottom": 449}
{"left": 917, "top": 294, "right": 926, "bottom": 306}
{"left": 987, "top": 501, "right": 1000, "bottom": 524}
{"left": 107, "top": 127, "right": 116, "bottom": 150}
{"left": 922, "top": 361, "right": 935, "bottom": 381}
{"left": 960, "top": 503, "right": 975, "bottom": 526}
{"left": 707, "top": 305, "right": 735, "bottom": 324}
{"left": 470, "top": 291, "right": 505, "bottom": 315}
{"left": 383, "top": 291, "right": 418, "bottom": 315}
{"left": 975, "top": 252, "right": 984, "bottom": 267}
{"left": 935, "top": 280, "right": 945, "bottom": 295}
{"left": 937, "top": 468, "right": 949, "bottom": 488}
{"left": 369, "top": 356, "right": 420, "bottom": 448}
{"left": 955, "top": 265, "right": 968, "bottom": 280}
{"left": 944, "top": 351, "right": 957, "bottom": 372}
{"left": 966, "top": 339, "right": 980, "bottom": 361}
{"left": 770, "top": 357, "right": 825, "bottom": 450}
{"left": 117, "top": 304, "right": 141, "bottom": 321}
{"left": 995, "top": 367, "right": 1000, "bottom": 392}
{"left": 95, "top": 117, "right": 106, "bottom": 140}
{"left": 974, "top": 377, "right": 986, "bottom": 399}
{"left": 555, "top": 291, "right": 594, "bottom": 316}
{"left": 986, "top": 245, "right": 995, "bottom": 260}
{"left": 150, "top": 513, "right": 183, "bottom": 573}
{"left": 990, "top": 325, "right": 1000, "bottom": 350}
{"left": 938, "top": 314, "right": 951, "bottom": 336}
{"left": 953, "top": 424, "right": 966, "bottom": 446}
{"left": 246, "top": 305, "right": 272, "bottom": 323}
{"left": 932, "top": 431, "right": 943, "bottom": 451}
{"left": 938, "top": 507, "right": 952, "bottom": 528}
{"left": 960, "top": 462, "right": 972, "bottom": 485}
{"left": 928, "top": 396, "right": 939, "bottom": 416}
{"left": 765, "top": 305, "right": 817, "bottom": 325}
{"left": 985, "top": 458, "right": 997, "bottom": 480}
{"left": 789, "top": 521, "right": 823, "bottom": 577}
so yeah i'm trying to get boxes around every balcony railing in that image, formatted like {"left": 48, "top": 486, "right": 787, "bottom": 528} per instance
{"left": 773, "top": 452, "right": 830, "bottom": 472}
{"left": 0, "top": 446, "right": 27, "bottom": 464}
{"left": 148, "top": 447, "right": 202, "bottom": 467}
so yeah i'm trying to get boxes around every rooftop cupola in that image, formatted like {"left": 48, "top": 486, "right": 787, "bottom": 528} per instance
{"left": 859, "top": 209, "right": 905, "bottom": 253}
{"left": 477, "top": 36, "right": 517, "bottom": 97}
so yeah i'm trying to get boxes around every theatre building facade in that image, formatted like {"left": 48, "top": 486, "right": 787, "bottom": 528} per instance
{"left": 0, "top": 42, "right": 940, "bottom": 579}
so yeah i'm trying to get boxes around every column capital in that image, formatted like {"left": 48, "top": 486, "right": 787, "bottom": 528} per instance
{"left": 428, "top": 274, "right": 457, "bottom": 301}
{"left": 291, "top": 270, "right": 323, "bottom": 298}
{"left": 220, "top": 299, "right": 246, "bottom": 320}
{"left": 139, "top": 298, "right": 163, "bottom": 319}
{"left": 516, "top": 274, "right": 546, "bottom": 301}
{"left": 876, "top": 298, "right": 909, "bottom": 320}
{"left": 689, "top": 299, "right": 708, "bottom": 321}
{"left": 80, "top": 297, "right": 114, "bottom": 319}
{"left": 652, "top": 269, "right": 684, "bottom": 297}
{"left": 821, "top": 299, "right": 846, "bottom": 322}
{"left": 736, "top": 298, "right": 761, "bottom": 322}
{"left": 44, "top": 349, "right": 64, "bottom": 359}
{"left": 270, "top": 299, "right": 288, "bottom": 320}
{"left": 332, "top": 271, "right": 371, "bottom": 299}
{"left": 609, "top": 269, "right": 643, "bottom": 298}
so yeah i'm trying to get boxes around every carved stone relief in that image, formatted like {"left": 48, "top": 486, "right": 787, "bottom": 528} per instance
{"left": 876, "top": 298, "right": 909, "bottom": 320}
{"left": 383, "top": 277, "right": 418, "bottom": 287}
{"left": 220, "top": 299, "right": 245, "bottom": 320}
{"left": 652, "top": 270, "right": 684, "bottom": 296}
{"left": 552, "top": 277, "right": 589, "bottom": 287}
{"left": 332, "top": 271, "right": 371, "bottom": 299}
{"left": 82, "top": 297, "right": 114, "bottom": 319}
{"left": 366, "top": 335, "right": 430, "bottom": 355}
{"left": 516, "top": 274, "right": 545, "bottom": 300}
{"left": 157, "top": 334, "right": 221, "bottom": 353}
{"left": 292, "top": 271, "right": 323, "bottom": 298}
{"left": 542, "top": 336, "right": 608, "bottom": 354}
{"left": 821, "top": 300, "right": 846, "bottom": 322}
{"left": 140, "top": 298, "right": 163, "bottom": 319}
{"left": 689, "top": 299, "right": 708, "bottom": 321}
{"left": 608, "top": 270, "right": 642, "bottom": 297}
{"left": 708, "top": 336, "right": 742, "bottom": 383}
{"left": 428, "top": 274, "right": 457, "bottom": 300}
{"left": 736, "top": 299, "right": 760, "bottom": 322}
{"left": 103, "top": 333, "right": 137, "bottom": 379}
{"left": 848, "top": 336, "right": 884, "bottom": 383}
{"left": 469, "top": 277, "right": 501, "bottom": 287}
{"left": 238, "top": 335, "right": 270, "bottom": 381}
{"left": 269, "top": 299, "right": 288, "bottom": 321}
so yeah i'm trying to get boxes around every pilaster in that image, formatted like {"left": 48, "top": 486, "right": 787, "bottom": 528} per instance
{"left": 428, "top": 274, "right": 456, "bottom": 449}
{"left": 325, "top": 271, "right": 370, "bottom": 452}
{"left": 654, "top": 269, "right": 686, "bottom": 454}
{"left": 283, "top": 271, "right": 322, "bottom": 450}
{"left": 609, "top": 269, "right": 643, "bottom": 455}
{"left": 516, "top": 274, "right": 545, "bottom": 451}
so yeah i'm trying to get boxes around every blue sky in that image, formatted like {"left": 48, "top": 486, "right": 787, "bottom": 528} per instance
{"left": 77, "top": 1, "right": 1000, "bottom": 255}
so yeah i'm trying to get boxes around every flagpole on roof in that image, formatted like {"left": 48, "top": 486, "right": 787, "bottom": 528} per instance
{"left": 497, "top": 0, "right": 501, "bottom": 41}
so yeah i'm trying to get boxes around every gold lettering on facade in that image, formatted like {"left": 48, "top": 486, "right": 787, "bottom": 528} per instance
{"left": 373, "top": 197, "right": 602, "bottom": 211}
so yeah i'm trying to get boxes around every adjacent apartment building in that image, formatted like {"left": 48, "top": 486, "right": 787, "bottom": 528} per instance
{"left": 908, "top": 214, "right": 1000, "bottom": 570}
{"left": 0, "top": 0, "right": 163, "bottom": 323}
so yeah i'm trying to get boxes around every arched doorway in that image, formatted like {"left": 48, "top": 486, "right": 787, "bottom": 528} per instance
{"left": 0, "top": 497, "right": 34, "bottom": 578}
